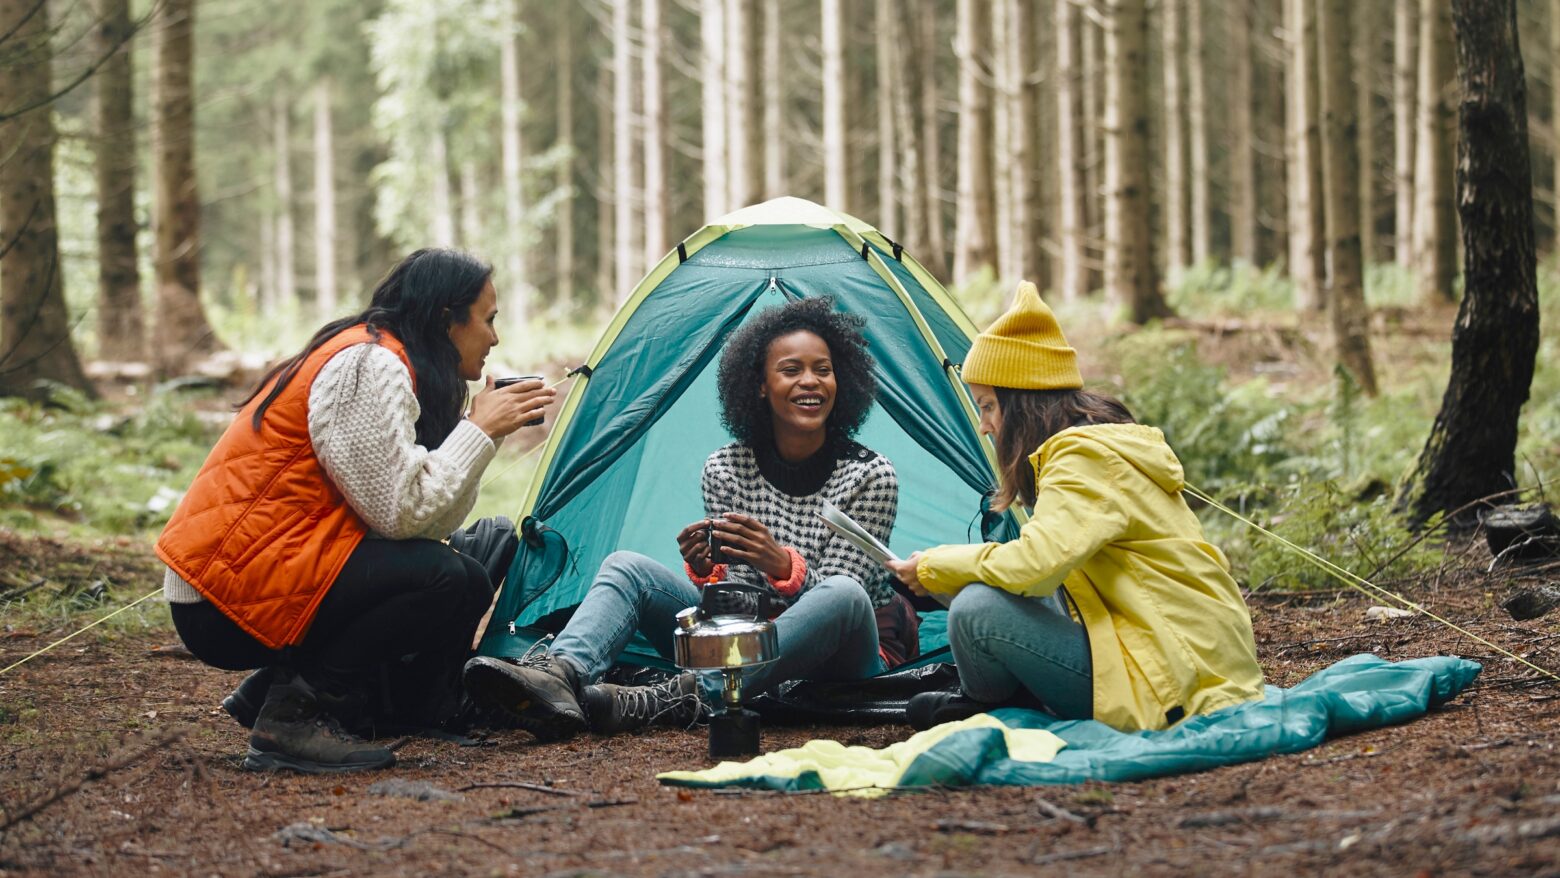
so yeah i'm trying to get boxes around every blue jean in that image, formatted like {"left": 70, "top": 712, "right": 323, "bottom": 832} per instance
{"left": 550, "top": 551, "right": 884, "bottom": 703}
{"left": 946, "top": 584, "right": 1094, "bottom": 719}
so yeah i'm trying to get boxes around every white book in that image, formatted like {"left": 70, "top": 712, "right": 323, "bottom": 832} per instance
{"left": 818, "top": 499, "right": 899, "bottom": 569}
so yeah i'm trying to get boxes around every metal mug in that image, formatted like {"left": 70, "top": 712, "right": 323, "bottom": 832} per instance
{"left": 494, "top": 375, "right": 545, "bottom": 426}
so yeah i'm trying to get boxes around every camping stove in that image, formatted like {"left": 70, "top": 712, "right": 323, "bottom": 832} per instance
{"left": 672, "top": 601, "right": 778, "bottom": 759}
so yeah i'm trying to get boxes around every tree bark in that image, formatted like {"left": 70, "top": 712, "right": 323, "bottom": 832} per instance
{"left": 876, "top": 0, "right": 899, "bottom": 233}
{"left": 822, "top": 0, "right": 848, "bottom": 210}
{"left": 888, "top": 5, "right": 924, "bottom": 256}
{"left": 1414, "top": 0, "right": 1457, "bottom": 302}
{"left": 1187, "top": 0, "right": 1211, "bottom": 264}
{"left": 701, "top": 0, "right": 727, "bottom": 219}
{"left": 1230, "top": 1, "right": 1257, "bottom": 264}
{"left": 915, "top": 11, "right": 947, "bottom": 274}
{"left": 1083, "top": 7, "right": 1105, "bottom": 293}
{"left": 273, "top": 91, "right": 297, "bottom": 306}
{"left": 1403, "top": 0, "right": 1538, "bottom": 528}
{"left": 953, "top": 0, "right": 995, "bottom": 280}
{"left": 500, "top": 0, "right": 530, "bottom": 326}
{"left": 152, "top": 0, "right": 220, "bottom": 375}
{"left": 762, "top": 0, "right": 785, "bottom": 199}
{"left": 1354, "top": 1, "right": 1376, "bottom": 264}
{"left": 1162, "top": 0, "right": 1189, "bottom": 273}
{"left": 1057, "top": 0, "right": 1089, "bottom": 298}
{"left": 613, "top": 0, "right": 640, "bottom": 302}
{"left": 725, "top": 0, "right": 760, "bottom": 208}
{"left": 0, "top": 0, "right": 93, "bottom": 397}
{"left": 93, "top": 0, "right": 143, "bottom": 362}
{"left": 314, "top": 80, "right": 338, "bottom": 320}
{"left": 1105, "top": 0, "right": 1169, "bottom": 323}
{"left": 1317, "top": 0, "right": 1378, "bottom": 396}
{"left": 555, "top": 2, "right": 575, "bottom": 305}
{"left": 430, "top": 126, "right": 455, "bottom": 247}
{"left": 992, "top": 0, "right": 1017, "bottom": 281}
{"left": 643, "top": 0, "right": 668, "bottom": 263}
{"left": 1288, "top": 0, "right": 1327, "bottom": 310}
{"left": 1394, "top": 0, "right": 1417, "bottom": 266}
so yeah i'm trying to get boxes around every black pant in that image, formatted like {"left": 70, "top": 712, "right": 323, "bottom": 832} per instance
{"left": 172, "top": 538, "right": 493, "bottom": 721}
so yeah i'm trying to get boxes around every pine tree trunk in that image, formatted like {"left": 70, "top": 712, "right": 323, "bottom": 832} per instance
{"left": 762, "top": 0, "right": 785, "bottom": 199}
{"left": 1187, "top": 0, "right": 1211, "bottom": 263}
{"left": 430, "top": 127, "right": 455, "bottom": 247}
{"left": 1414, "top": 0, "right": 1457, "bottom": 302}
{"left": 500, "top": 0, "right": 530, "bottom": 325}
{"left": 725, "top": 0, "right": 758, "bottom": 208}
{"left": 1404, "top": 0, "right": 1538, "bottom": 528}
{"left": 555, "top": 3, "right": 575, "bottom": 305}
{"left": 1394, "top": 0, "right": 1417, "bottom": 266}
{"left": 915, "top": 12, "right": 947, "bottom": 274}
{"left": 1021, "top": 0, "right": 1046, "bottom": 285}
{"left": 992, "top": 0, "right": 1017, "bottom": 282}
{"left": 274, "top": 92, "right": 297, "bottom": 306}
{"left": 1318, "top": 0, "right": 1378, "bottom": 396}
{"left": 1105, "top": 0, "right": 1168, "bottom": 322}
{"left": 643, "top": 0, "right": 668, "bottom": 263}
{"left": 1230, "top": 1, "right": 1257, "bottom": 264}
{"left": 1551, "top": 0, "right": 1560, "bottom": 252}
{"left": 1162, "top": 0, "right": 1189, "bottom": 274}
{"left": 1082, "top": 8, "right": 1105, "bottom": 293}
{"left": 313, "top": 80, "right": 338, "bottom": 320}
{"left": 459, "top": 161, "right": 482, "bottom": 250}
{"left": 953, "top": 0, "right": 995, "bottom": 280}
{"left": 152, "top": 0, "right": 219, "bottom": 375}
{"left": 1290, "top": 0, "right": 1328, "bottom": 310}
{"left": 1057, "top": 0, "right": 1089, "bottom": 298}
{"left": 1355, "top": 2, "right": 1377, "bottom": 265}
{"left": 93, "top": 0, "right": 143, "bottom": 362}
{"left": 889, "top": 7, "right": 926, "bottom": 258}
{"left": 701, "top": 0, "right": 727, "bottom": 219}
{"left": 613, "top": 0, "right": 640, "bottom": 302}
{"left": 0, "top": 0, "right": 94, "bottom": 397}
{"left": 876, "top": 0, "right": 899, "bottom": 234}
{"left": 596, "top": 60, "right": 615, "bottom": 303}
{"left": 822, "top": 0, "right": 848, "bottom": 210}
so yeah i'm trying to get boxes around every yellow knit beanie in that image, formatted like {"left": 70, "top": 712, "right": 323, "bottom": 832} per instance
{"left": 961, "top": 281, "right": 1082, "bottom": 390}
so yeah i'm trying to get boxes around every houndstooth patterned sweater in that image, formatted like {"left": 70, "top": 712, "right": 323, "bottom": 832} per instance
{"left": 702, "top": 441, "right": 899, "bottom": 608}
{"left": 162, "top": 342, "right": 498, "bottom": 603}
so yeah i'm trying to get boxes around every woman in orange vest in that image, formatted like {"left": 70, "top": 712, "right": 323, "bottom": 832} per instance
{"left": 156, "top": 249, "right": 554, "bottom": 774}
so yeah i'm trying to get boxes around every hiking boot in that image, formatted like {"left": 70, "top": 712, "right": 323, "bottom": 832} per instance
{"left": 462, "top": 642, "right": 586, "bottom": 742}
{"left": 906, "top": 690, "right": 995, "bottom": 731}
{"left": 243, "top": 676, "right": 395, "bottom": 774}
{"left": 222, "top": 667, "right": 274, "bottom": 729}
{"left": 581, "top": 672, "right": 707, "bottom": 735}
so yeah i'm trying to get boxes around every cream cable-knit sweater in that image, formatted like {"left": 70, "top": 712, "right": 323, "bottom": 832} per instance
{"left": 162, "top": 342, "right": 498, "bottom": 604}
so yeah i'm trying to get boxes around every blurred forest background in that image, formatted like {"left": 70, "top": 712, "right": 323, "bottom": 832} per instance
{"left": 0, "top": 0, "right": 1555, "bottom": 593}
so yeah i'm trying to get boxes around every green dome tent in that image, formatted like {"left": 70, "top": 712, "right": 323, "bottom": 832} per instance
{"left": 477, "top": 197, "right": 1022, "bottom": 669}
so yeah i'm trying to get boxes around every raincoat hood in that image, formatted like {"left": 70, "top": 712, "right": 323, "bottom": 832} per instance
{"left": 1037, "top": 424, "right": 1185, "bottom": 497}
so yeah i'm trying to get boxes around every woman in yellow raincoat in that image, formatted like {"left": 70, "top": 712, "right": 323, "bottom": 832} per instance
{"left": 886, "top": 282, "right": 1263, "bottom": 732}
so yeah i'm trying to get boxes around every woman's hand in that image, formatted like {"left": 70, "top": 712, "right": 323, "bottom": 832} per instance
{"left": 711, "top": 513, "right": 791, "bottom": 580}
{"left": 677, "top": 519, "right": 715, "bottom": 578}
{"left": 886, "top": 551, "right": 926, "bottom": 595}
{"left": 467, "top": 376, "right": 555, "bottom": 439}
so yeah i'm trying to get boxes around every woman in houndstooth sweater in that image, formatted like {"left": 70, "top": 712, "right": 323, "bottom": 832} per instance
{"left": 464, "top": 296, "right": 916, "bottom": 739}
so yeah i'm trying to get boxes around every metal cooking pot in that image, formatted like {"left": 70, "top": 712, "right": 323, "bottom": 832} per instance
{"left": 672, "top": 605, "right": 779, "bottom": 670}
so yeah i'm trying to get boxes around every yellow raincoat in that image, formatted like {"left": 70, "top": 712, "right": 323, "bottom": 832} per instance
{"left": 917, "top": 424, "right": 1263, "bottom": 731}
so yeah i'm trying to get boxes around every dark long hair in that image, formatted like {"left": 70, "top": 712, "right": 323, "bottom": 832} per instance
{"left": 991, "top": 388, "right": 1136, "bottom": 512}
{"left": 238, "top": 248, "right": 493, "bottom": 448}
{"left": 716, "top": 296, "right": 876, "bottom": 448}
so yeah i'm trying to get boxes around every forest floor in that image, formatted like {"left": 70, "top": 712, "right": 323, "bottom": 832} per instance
{"left": 1, "top": 529, "right": 1558, "bottom": 877}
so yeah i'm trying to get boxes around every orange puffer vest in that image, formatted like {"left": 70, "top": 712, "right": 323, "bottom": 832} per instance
{"left": 156, "top": 326, "right": 414, "bottom": 650}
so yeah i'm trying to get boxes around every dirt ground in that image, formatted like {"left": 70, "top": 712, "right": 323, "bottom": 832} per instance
{"left": 2, "top": 530, "right": 1558, "bottom": 878}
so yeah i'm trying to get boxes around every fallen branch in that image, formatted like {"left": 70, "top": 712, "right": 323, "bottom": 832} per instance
{"left": 1032, "top": 845, "right": 1113, "bottom": 866}
{"left": 458, "top": 780, "right": 584, "bottom": 797}
{"left": 0, "top": 729, "right": 186, "bottom": 834}
{"left": 1034, "top": 796, "right": 1088, "bottom": 825}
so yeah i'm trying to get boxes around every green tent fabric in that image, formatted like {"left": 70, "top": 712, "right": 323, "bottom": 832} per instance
{"left": 477, "top": 197, "right": 1020, "bottom": 667}
{"left": 657, "top": 654, "right": 1483, "bottom": 792}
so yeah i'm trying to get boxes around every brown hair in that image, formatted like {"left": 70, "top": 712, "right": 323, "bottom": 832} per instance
{"left": 990, "top": 388, "right": 1136, "bottom": 511}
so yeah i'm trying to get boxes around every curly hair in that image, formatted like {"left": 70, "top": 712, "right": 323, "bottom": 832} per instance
{"left": 716, "top": 296, "right": 877, "bottom": 446}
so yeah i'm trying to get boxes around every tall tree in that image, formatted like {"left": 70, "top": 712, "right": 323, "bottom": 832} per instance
{"left": 1354, "top": 1, "right": 1377, "bottom": 263}
{"left": 762, "top": 0, "right": 785, "bottom": 198}
{"left": 821, "top": 0, "right": 847, "bottom": 210}
{"left": 1403, "top": 0, "right": 1538, "bottom": 527}
{"left": 953, "top": 0, "right": 995, "bottom": 280}
{"left": 726, "top": 0, "right": 761, "bottom": 209}
{"left": 313, "top": 80, "right": 338, "bottom": 319}
{"left": 93, "top": 0, "right": 144, "bottom": 362}
{"left": 1162, "top": 0, "right": 1190, "bottom": 273}
{"left": 0, "top": 0, "right": 94, "bottom": 397}
{"left": 1056, "top": 0, "right": 1089, "bottom": 298}
{"left": 430, "top": 126, "right": 455, "bottom": 246}
{"left": 876, "top": 0, "right": 899, "bottom": 232}
{"left": 153, "top": 0, "right": 221, "bottom": 374}
{"left": 701, "top": 0, "right": 727, "bottom": 219}
{"left": 888, "top": 6, "right": 927, "bottom": 259}
{"left": 1186, "top": 0, "right": 1211, "bottom": 263}
{"left": 1287, "top": 0, "right": 1327, "bottom": 310}
{"left": 1413, "top": 0, "right": 1457, "bottom": 302}
{"left": 500, "top": 0, "right": 530, "bottom": 325}
{"left": 273, "top": 92, "right": 297, "bottom": 306}
{"left": 1317, "top": 0, "right": 1378, "bottom": 396}
{"left": 1229, "top": 1, "right": 1258, "bottom": 263}
{"left": 992, "top": 0, "right": 1020, "bottom": 282}
{"left": 1105, "top": 0, "right": 1169, "bottom": 322}
{"left": 554, "top": 3, "right": 575, "bottom": 304}
{"left": 1394, "top": 0, "right": 1417, "bottom": 266}
{"left": 914, "top": 12, "right": 947, "bottom": 273}
{"left": 643, "top": 0, "right": 668, "bottom": 263}
{"left": 612, "top": 0, "right": 640, "bottom": 301}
